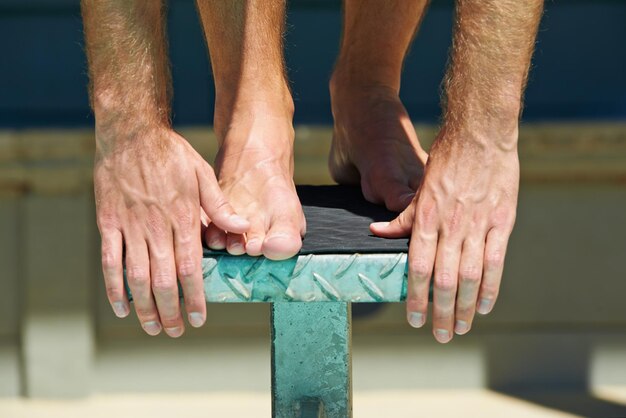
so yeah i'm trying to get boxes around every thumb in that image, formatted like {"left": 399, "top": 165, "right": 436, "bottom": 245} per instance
{"left": 197, "top": 163, "right": 250, "bottom": 234}
{"left": 370, "top": 199, "right": 415, "bottom": 238}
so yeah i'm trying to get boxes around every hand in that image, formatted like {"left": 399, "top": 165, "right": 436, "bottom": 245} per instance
{"left": 371, "top": 133, "right": 519, "bottom": 343}
{"left": 95, "top": 125, "right": 249, "bottom": 337}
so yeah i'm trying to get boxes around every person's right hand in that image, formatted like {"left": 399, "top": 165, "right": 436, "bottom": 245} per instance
{"left": 95, "top": 125, "right": 249, "bottom": 337}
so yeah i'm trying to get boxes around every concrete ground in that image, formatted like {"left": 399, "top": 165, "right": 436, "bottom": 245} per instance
{"left": 2, "top": 333, "right": 626, "bottom": 417}
{"left": 2, "top": 388, "right": 626, "bottom": 418}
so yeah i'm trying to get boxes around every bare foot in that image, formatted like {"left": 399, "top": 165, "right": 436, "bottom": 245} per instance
{"left": 205, "top": 100, "right": 305, "bottom": 260}
{"left": 329, "top": 79, "right": 429, "bottom": 212}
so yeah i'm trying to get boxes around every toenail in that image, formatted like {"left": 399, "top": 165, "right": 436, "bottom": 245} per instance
{"left": 265, "top": 233, "right": 292, "bottom": 241}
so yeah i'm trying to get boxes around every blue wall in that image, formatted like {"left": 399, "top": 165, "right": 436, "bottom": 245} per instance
{"left": 0, "top": 0, "right": 625, "bottom": 128}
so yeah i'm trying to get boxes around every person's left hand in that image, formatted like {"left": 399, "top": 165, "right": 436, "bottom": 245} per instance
{"left": 371, "top": 131, "right": 519, "bottom": 343}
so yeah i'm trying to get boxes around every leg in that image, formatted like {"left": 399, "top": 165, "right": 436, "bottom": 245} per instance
{"left": 330, "top": 0, "right": 430, "bottom": 212}
{"left": 196, "top": 0, "right": 305, "bottom": 260}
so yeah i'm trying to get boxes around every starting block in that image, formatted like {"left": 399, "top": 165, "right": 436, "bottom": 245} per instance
{"left": 129, "top": 186, "right": 412, "bottom": 417}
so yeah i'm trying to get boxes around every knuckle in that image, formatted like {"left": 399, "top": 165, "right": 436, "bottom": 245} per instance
{"left": 203, "top": 162, "right": 215, "bottom": 177}
{"left": 161, "top": 318, "right": 180, "bottom": 328}
{"left": 212, "top": 197, "right": 230, "bottom": 213}
{"left": 101, "top": 251, "right": 119, "bottom": 272}
{"left": 480, "top": 284, "right": 499, "bottom": 300}
{"left": 416, "top": 200, "right": 436, "bottom": 229}
{"left": 485, "top": 250, "right": 505, "bottom": 269}
{"left": 97, "top": 211, "right": 119, "bottom": 231}
{"left": 492, "top": 206, "right": 516, "bottom": 229}
{"left": 174, "top": 204, "right": 195, "bottom": 232}
{"left": 434, "top": 271, "right": 456, "bottom": 291}
{"left": 145, "top": 210, "right": 167, "bottom": 237}
{"left": 177, "top": 258, "right": 198, "bottom": 279}
{"left": 135, "top": 307, "right": 157, "bottom": 319}
{"left": 104, "top": 284, "right": 120, "bottom": 298}
{"left": 409, "top": 258, "right": 432, "bottom": 280}
{"left": 407, "top": 294, "right": 428, "bottom": 309}
{"left": 126, "top": 266, "right": 150, "bottom": 286}
{"left": 456, "top": 306, "right": 475, "bottom": 319}
{"left": 151, "top": 271, "right": 176, "bottom": 293}
{"left": 459, "top": 266, "right": 482, "bottom": 284}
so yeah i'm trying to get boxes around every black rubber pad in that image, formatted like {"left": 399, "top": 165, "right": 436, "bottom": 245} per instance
{"left": 204, "top": 185, "right": 409, "bottom": 256}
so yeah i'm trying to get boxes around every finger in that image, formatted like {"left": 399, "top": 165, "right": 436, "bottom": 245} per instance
{"left": 370, "top": 198, "right": 416, "bottom": 238}
{"left": 454, "top": 235, "right": 485, "bottom": 335}
{"left": 197, "top": 164, "right": 249, "bottom": 234}
{"left": 205, "top": 223, "right": 226, "bottom": 250}
{"left": 200, "top": 208, "right": 209, "bottom": 227}
{"left": 99, "top": 227, "right": 129, "bottom": 318}
{"left": 124, "top": 234, "right": 161, "bottom": 336}
{"left": 431, "top": 235, "right": 461, "bottom": 344}
{"left": 173, "top": 206, "right": 206, "bottom": 329}
{"left": 404, "top": 199, "right": 438, "bottom": 331}
{"left": 477, "top": 227, "right": 510, "bottom": 315}
{"left": 226, "top": 233, "right": 246, "bottom": 256}
{"left": 245, "top": 219, "right": 266, "bottom": 257}
{"left": 147, "top": 223, "right": 185, "bottom": 338}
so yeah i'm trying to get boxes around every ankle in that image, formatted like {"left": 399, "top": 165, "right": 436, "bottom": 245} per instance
{"left": 330, "top": 70, "right": 400, "bottom": 104}
{"left": 331, "top": 57, "right": 402, "bottom": 98}
{"left": 214, "top": 83, "right": 294, "bottom": 139}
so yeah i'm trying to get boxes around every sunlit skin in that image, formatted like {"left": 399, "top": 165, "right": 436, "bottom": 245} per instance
{"left": 196, "top": 0, "right": 306, "bottom": 261}
{"left": 82, "top": 1, "right": 250, "bottom": 337}
{"left": 82, "top": 0, "right": 543, "bottom": 342}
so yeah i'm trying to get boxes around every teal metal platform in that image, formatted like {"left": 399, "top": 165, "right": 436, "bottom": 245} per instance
{"left": 126, "top": 186, "right": 413, "bottom": 417}
{"left": 204, "top": 252, "right": 407, "bottom": 418}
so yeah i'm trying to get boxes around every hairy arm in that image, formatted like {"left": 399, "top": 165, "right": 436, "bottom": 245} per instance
{"left": 442, "top": 0, "right": 544, "bottom": 145}
{"left": 372, "top": 0, "right": 543, "bottom": 343}
{"left": 82, "top": 0, "right": 249, "bottom": 337}
{"left": 82, "top": 0, "right": 171, "bottom": 140}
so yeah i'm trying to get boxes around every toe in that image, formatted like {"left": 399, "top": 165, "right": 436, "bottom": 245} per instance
{"left": 245, "top": 220, "right": 266, "bottom": 257}
{"left": 226, "top": 233, "right": 246, "bottom": 256}
{"left": 383, "top": 185, "right": 415, "bottom": 212}
{"left": 262, "top": 213, "right": 303, "bottom": 260}
{"left": 205, "top": 223, "right": 226, "bottom": 250}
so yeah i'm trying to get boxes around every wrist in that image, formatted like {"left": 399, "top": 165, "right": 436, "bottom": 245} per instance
{"left": 442, "top": 104, "right": 520, "bottom": 152}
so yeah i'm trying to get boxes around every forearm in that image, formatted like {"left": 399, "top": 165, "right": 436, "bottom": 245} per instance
{"left": 442, "top": 0, "right": 543, "bottom": 148}
{"left": 81, "top": 0, "right": 171, "bottom": 138}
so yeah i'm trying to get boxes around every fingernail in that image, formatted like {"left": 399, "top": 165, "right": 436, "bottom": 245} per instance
{"left": 455, "top": 320, "right": 469, "bottom": 335}
{"left": 112, "top": 301, "right": 129, "bottom": 318}
{"left": 435, "top": 328, "right": 451, "bottom": 343}
{"left": 165, "top": 326, "right": 183, "bottom": 338}
{"left": 229, "top": 214, "right": 249, "bottom": 227}
{"left": 188, "top": 312, "right": 204, "bottom": 328}
{"left": 143, "top": 321, "right": 162, "bottom": 336}
{"left": 408, "top": 312, "right": 425, "bottom": 328}
{"left": 477, "top": 298, "right": 492, "bottom": 315}
{"left": 371, "top": 221, "right": 390, "bottom": 229}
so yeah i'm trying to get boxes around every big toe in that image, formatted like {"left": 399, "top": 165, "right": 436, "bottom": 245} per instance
{"left": 262, "top": 213, "right": 303, "bottom": 260}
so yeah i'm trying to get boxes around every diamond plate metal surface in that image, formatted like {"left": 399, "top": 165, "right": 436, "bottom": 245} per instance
{"left": 201, "top": 253, "right": 408, "bottom": 303}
